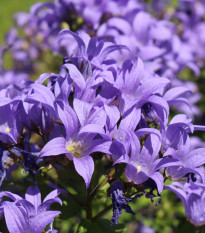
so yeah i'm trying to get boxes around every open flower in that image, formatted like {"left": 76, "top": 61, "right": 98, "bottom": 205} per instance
{"left": 0, "top": 185, "right": 62, "bottom": 233}
{"left": 39, "top": 101, "right": 111, "bottom": 188}
{"left": 165, "top": 177, "right": 205, "bottom": 226}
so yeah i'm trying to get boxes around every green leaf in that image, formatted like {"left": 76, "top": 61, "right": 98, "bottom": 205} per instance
{"left": 76, "top": 220, "right": 92, "bottom": 233}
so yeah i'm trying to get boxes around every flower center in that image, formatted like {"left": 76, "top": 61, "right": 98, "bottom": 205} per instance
{"left": 136, "top": 166, "right": 141, "bottom": 173}
{"left": 5, "top": 127, "right": 11, "bottom": 133}
{"left": 66, "top": 141, "right": 83, "bottom": 158}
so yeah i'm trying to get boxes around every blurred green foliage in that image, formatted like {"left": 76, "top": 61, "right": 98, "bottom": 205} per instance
{"left": 0, "top": 0, "right": 48, "bottom": 44}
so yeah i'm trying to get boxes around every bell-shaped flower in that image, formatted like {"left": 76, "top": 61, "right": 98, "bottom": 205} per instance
{"left": 165, "top": 178, "right": 205, "bottom": 226}
{"left": 114, "top": 128, "right": 164, "bottom": 194}
{"left": 0, "top": 104, "right": 20, "bottom": 144}
{"left": 164, "top": 138, "right": 205, "bottom": 180}
{"left": 161, "top": 114, "right": 194, "bottom": 153}
{"left": 96, "top": 58, "right": 170, "bottom": 128}
{"left": 0, "top": 185, "right": 62, "bottom": 233}
{"left": 58, "top": 29, "right": 128, "bottom": 70}
{"left": 39, "top": 100, "right": 112, "bottom": 188}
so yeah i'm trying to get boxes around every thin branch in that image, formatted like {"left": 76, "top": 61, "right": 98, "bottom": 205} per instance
{"left": 89, "top": 168, "right": 115, "bottom": 200}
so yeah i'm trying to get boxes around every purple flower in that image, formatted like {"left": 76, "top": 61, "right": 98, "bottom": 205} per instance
{"left": 114, "top": 129, "right": 164, "bottom": 194}
{"left": 165, "top": 177, "right": 205, "bottom": 226}
{"left": 164, "top": 139, "right": 205, "bottom": 180}
{"left": 39, "top": 101, "right": 111, "bottom": 188}
{"left": 58, "top": 29, "right": 128, "bottom": 69}
{"left": 0, "top": 185, "right": 62, "bottom": 233}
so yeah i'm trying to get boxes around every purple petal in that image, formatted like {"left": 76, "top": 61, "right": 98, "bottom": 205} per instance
{"left": 146, "top": 95, "right": 169, "bottom": 118}
{"left": 0, "top": 191, "right": 22, "bottom": 202}
{"left": 165, "top": 183, "right": 189, "bottom": 214}
{"left": 26, "top": 84, "right": 55, "bottom": 109}
{"left": 130, "top": 132, "right": 141, "bottom": 160}
{"left": 125, "top": 164, "right": 149, "bottom": 184}
{"left": 99, "top": 45, "right": 129, "bottom": 63}
{"left": 87, "top": 37, "right": 104, "bottom": 57}
{"left": 88, "top": 140, "right": 112, "bottom": 155}
{"left": 154, "top": 157, "right": 184, "bottom": 170}
{"left": 25, "top": 185, "right": 41, "bottom": 212}
{"left": 39, "top": 137, "right": 68, "bottom": 158}
{"left": 43, "top": 189, "right": 64, "bottom": 203}
{"left": 3, "top": 201, "right": 28, "bottom": 233}
{"left": 87, "top": 107, "right": 107, "bottom": 127}
{"left": 186, "top": 148, "right": 205, "bottom": 168}
{"left": 61, "top": 64, "right": 86, "bottom": 90}
{"left": 78, "top": 124, "right": 105, "bottom": 136}
{"left": 38, "top": 198, "right": 62, "bottom": 214}
{"left": 113, "top": 154, "right": 130, "bottom": 166}
{"left": 29, "top": 211, "right": 61, "bottom": 233}
{"left": 164, "top": 86, "right": 192, "bottom": 101}
{"left": 136, "top": 78, "right": 170, "bottom": 104}
{"left": 124, "top": 58, "right": 144, "bottom": 93}
{"left": 73, "top": 156, "right": 94, "bottom": 189}
{"left": 104, "top": 105, "right": 120, "bottom": 130}
{"left": 133, "top": 11, "right": 152, "bottom": 44}
{"left": 73, "top": 99, "right": 93, "bottom": 126}
{"left": 56, "top": 102, "right": 79, "bottom": 138}
{"left": 139, "top": 46, "right": 166, "bottom": 61}
{"left": 58, "top": 29, "right": 85, "bottom": 56}
{"left": 16, "top": 199, "right": 36, "bottom": 218}
{"left": 119, "top": 107, "right": 141, "bottom": 131}
{"left": 150, "top": 172, "right": 164, "bottom": 194}
{"left": 140, "top": 133, "right": 161, "bottom": 158}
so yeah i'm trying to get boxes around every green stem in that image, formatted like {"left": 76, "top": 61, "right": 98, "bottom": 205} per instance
{"left": 86, "top": 185, "right": 93, "bottom": 221}
{"left": 86, "top": 168, "right": 115, "bottom": 221}
{"left": 89, "top": 168, "right": 115, "bottom": 200}
{"left": 93, "top": 204, "right": 113, "bottom": 221}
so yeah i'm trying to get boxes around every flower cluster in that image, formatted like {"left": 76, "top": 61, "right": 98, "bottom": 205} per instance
{"left": 1, "top": 0, "right": 205, "bottom": 232}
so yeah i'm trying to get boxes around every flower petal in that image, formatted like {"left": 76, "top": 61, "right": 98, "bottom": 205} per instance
{"left": 39, "top": 137, "right": 67, "bottom": 158}
{"left": 73, "top": 156, "right": 94, "bottom": 189}
{"left": 29, "top": 210, "right": 61, "bottom": 233}
{"left": 3, "top": 201, "right": 28, "bottom": 233}
{"left": 25, "top": 185, "right": 41, "bottom": 212}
